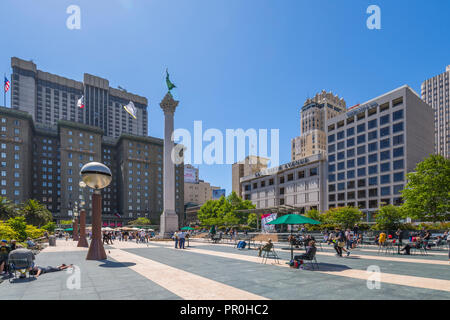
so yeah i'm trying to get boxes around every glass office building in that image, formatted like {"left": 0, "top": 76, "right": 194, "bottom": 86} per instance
{"left": 325, "top": 85, "right": 434, "bottom": 221}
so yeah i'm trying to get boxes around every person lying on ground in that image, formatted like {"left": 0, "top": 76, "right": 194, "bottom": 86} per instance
{"left": 29, "top": 264, "right": 73, "bottom": 278}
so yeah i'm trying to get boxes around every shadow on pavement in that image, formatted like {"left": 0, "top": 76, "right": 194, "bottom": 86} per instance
{"left": 312, "top": 263, "right": 352, "bottom": 272}
{"left": 98, "top": 261, "right": 136, "bottom": 268}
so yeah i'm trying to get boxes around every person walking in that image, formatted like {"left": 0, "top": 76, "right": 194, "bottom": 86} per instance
{"left": 395, "top": 228, "right": 403, "bottom": 254}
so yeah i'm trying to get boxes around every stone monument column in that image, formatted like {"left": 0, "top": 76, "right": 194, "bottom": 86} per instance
{"left": 159, "top": 92, "right": 179, "bottom": 237}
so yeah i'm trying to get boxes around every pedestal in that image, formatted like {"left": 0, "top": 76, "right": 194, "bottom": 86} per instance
{"left": 86, "top": 191, "right": 106, "bottom": 260}
{"left": 77, "top": 209, "right": 89, "bottom": 248}
{"left": 159, "top": 210, "right": 179, "bottom": 238}
{"left": 73, "top": 217, "right": 79, "bottom": 241}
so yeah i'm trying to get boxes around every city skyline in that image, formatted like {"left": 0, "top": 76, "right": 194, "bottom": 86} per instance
{"left": 1, "top": 0, "right": 449, "bottom": 194}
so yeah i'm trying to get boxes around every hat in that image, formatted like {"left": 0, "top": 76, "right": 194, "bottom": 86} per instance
{"left": 1, "top": 240, "right": 7, "bottom": 243}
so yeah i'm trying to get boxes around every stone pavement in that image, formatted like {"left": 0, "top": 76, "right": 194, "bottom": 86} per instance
{"left": 0, "top": 239, "right": 449, "bottom": 300}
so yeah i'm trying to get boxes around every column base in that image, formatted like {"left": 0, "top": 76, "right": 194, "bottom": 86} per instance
{"left": 159, "top": 210, "right": 178, "bottom": 238}
{"left": 86, "top": 239, "right": 107, "bottom": 260}
{"left": 77, "top": 236, "right": 89, "bottom": 248}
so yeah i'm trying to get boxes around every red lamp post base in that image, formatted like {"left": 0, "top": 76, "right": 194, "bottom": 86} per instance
{"left": 86, "top": 192, "right": 107, "bottom": 260}
{"left": 77, "top": 210, "right": 89, "bottom": 248}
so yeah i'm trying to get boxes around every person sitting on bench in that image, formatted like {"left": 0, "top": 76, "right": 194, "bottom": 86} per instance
{"left": 400, "top": 237, "right": 423, "bottom": 255}
{"left": 258, "top": 239, "right": 273, "bottom": 257}
{"left": 294, "top": 240, "right": 317, "bottom": 267}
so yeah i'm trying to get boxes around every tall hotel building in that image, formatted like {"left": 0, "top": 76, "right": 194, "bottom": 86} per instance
{"left": 325, "top": 86, "right": 434, "bottom": 220}
{"left": 421, "top": 65, "right": 450, "bottom": 158}
{"left": 291, "top": 91, "right": 346, "bottom": 161}
{"left": 1, "top": 57, "right": 185, "bottom": 226}
{"left": 10, "top": 57, "right": 148, "bottom": 138}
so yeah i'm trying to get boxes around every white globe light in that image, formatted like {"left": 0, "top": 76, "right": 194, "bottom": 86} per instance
{"left": 80, "top": 162, "right": 112, "bottom": 190}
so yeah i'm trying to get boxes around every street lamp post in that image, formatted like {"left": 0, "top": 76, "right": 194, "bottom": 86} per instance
{"left": 77, "top": 181, "right": 89, "bottom": 248}
{"left": 73, "top": 201, "right": 79, "bottom": 241}
{"left": 80, "top": 162, "right": 112, "bottom": 260}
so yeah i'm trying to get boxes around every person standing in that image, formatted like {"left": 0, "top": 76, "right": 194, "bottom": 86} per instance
{"left": 395, "top": 228, "right": 403, "bottom": 254}
{"left": 173, "top": 231, "right": 179, "bottom": 249}
{"left": 178, "top": 230, "right": 186, "bottom": 249}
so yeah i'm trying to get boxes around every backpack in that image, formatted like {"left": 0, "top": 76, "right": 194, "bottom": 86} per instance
{"left": 237, "top": 241, "right": 247, "bottom": 249}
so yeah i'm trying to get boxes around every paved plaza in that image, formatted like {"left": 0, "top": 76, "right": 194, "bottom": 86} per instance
{"left": 1, "top": 239, "right": 449, "bottom": 300}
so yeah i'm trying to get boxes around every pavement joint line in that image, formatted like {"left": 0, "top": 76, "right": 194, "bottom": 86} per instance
{"left": 139, "top": 242, "right": 450, "bottom": 293}
{"left": 107, "top": 246, "right": 268, "bottom": 300}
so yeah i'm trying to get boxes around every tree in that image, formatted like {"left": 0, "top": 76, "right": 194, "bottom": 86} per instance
{"left": 401, "top": 155, "right": 450, "bottom": 222}
{"left": 305, "top": 209, "right": 323, "bottom": 222}
{"left": 374, "top": 205, "right": 404, "bottom": 230}
{"left": 129, "top": 217, "right": 151, "bottom": 225}
{"left": 19, "top": 199, "right": 52, "bottom": 227}
{"left": 323, "top": 206, "right": 363, "bottom": 229}
{"left": 7, "top": 216, "right": 28, "bottom": 241}
{"left": 42, "top": 221, "right": 57, "bottom": 233}
{"left": 247, "top": 213, "right": 258, "bottom": 228}
{"left": 197, "top": 192, "right": 255, "bottom": 227}
{"left": 0, "top": 221, "right": 18, "bottom": 240}
{"left": 0, "top": 196, "right": 16, "bottom": 220}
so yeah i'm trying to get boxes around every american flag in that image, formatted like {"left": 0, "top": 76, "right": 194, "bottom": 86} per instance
{"left": 4, "top": 77, "right": 10, "bottom": 93}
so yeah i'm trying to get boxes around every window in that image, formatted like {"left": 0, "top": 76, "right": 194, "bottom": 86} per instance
{"left": 328, "top": 154, "right": 335, "bottom": 163}
{"left": 328, "top": 134, "right": 335, "bottom": 143}
{"left": 368, "top": 130, "right": 377, "bottom": 141}
{"left": 347, "top": 170, "right": 355, "bottom": 179}
{"left": 368, "top": 119, "right": 377, "bottom": 129}
{"left": 347, "top": 181, "right": 355, "bottom": 189}
{"left": 380, "top": 174, "right": 390, "bottom": 184}
{"left": 368, "top": 176, "right": 377, "bottom": 186}
{"left": 310, "top": 168, "right": 318, "bottom": 176}
{"left": 369, "top": 188, "right": 378, "bottom": 197}
{"left": 337, "top": 162, "right": 345, "bottom": 170}
{"left": 393, "top": 122, "right": 404, "bottom": 133}
{"left": 357, "top": 156, "right": 366, "bottom": 166}
{"left": 338, "top": 183, "right": 345, "bottom": 191}
{"left": 381, "top": 186, "right": 390, "bottom": 196}
{"left": 393, "top": 172, "right": 404, "bottom": 182}
{"left": 357, "top": 145, "right": 365, "bottom": 155}
{"left": 279, "top": 177, "right": 285, "bottom": 184}
{"left": 328, "top": 144, "right": 335, "bottom": 153}
{"left": 393, "top": 147, "right": 404, "bottom": 158}
{"left": 357, "top": 123, "right": 365, "bottom": 133}
{"left": 287, "top": 174, "right": 294, "bottom": 181}
{"left": 358, "top": 190, "right": 366, "bottom": 198}
{"left": 368, "top": 142, "right": 377, "bottom": 152}
{"left": 393, "top": 185, "right": 403, "bottom": 195}
{"left": 329, "top": 174, "right": 336, "bottom": 182}
{"left": 357, "top": 134, "right": 365, "bottom": 144}
{"left": 380, "top": 150, "right": 390, "bottom": 161}
{"left": 380, "top": 126, "right": 390, "bottom": 137}
{"left": 393, "top": 159, "right": 404, "bottom": 170}
{"left": 368, "top": 153, "right": 377, "bottom": 163}
{"left": 347, "top": 149, "right": 355, "bottom": 158}
{"left": 368, "top": 165, "right": 377, "bottom": 175}
{"left": 337, "top": 131, "right": 345, "bottom": 140}
{"left": 357, "top": 168, "right": 366, "bottom": 177}
{"left": 380, "top": 162, "right": 390, "bottom": 172}
{"left": 298, "top": 171, "right": 305, "bottom": 179}
{"left": 393, "top": 134, "right": 404, "bottom": 146}
{"left": 347, "top": 159, "right": 355, "bottom": 168}
{"left": 393, "top": 109, "right": 404, "bottom": 121}
{"left": 337, "top": 141, "right": 345, "bottom": 150}
{"left": 347, "top": 138, "right": 355, "bottom": 147}
{"left": 380, "top": 138, "right": 390, "bottom": 149}
{"left": 347, "top": 127, "right": 355, "bottom": 137}
{"left": 329, "top": 184, "right": 336, "bottom": 192}
{"left": 380, "top": 114, "right": 389, "bottom": 125}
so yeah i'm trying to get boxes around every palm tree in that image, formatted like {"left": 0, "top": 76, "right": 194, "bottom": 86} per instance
{"left": 0, "top": 196, "right": 16, "bottom": 220}
{"left": 19, "top": 199, "right": 52, "bottom": 227}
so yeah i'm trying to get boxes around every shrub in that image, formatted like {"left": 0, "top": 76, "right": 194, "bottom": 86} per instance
{"left": 7, "top": 216, "right": 28, "bottom": 241}
{"left": 42, "top": 221, "right": 56, "bottom": 233}
{"left": 26, "top": 225, "right": 45, "bottom": 239}
{"left": 0, "top": 221, "right": 18, "bottom": 240}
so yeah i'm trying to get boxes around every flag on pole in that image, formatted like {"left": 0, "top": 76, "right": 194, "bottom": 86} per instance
{"left": 114, "top": 212, "right": 121, "bottom": 218}
{"left": 165, "top": 68, "right": 176, "bottom": 91}
{"left": 4, "top": 77, "right": 10, "bottom": 93}
{"left": 77, "top": 95, "right": 85, "bottom": 108}
{"left": 123, "top": 101, "right": 137, "bottom": 119}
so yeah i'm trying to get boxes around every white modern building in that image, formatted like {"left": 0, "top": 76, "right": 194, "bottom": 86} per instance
{"left": 325, "top": 85, "right": 434, "bottom": 220}
{"left": 240, "top": 154, "right": 327, "bottom": 213}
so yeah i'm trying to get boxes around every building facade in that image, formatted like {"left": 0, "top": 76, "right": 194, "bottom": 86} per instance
{"left": 421, "top": 65, "right": 450, "bottom": 158}
{"left": 184, "top": 180, "right": 220, "bottom": 206}
{"left": 0, "top": 106, "right": 184, "bottom": 226}
{"left": 240, "top": 154, "right": 327, "bottom": 213}
{"left": 291, "top": 91, "right": 346, "bottom": 161}
{"left": 10, "top": 57, "right": 148, "bottom": 138}
{"left": 325, "top": 85, "right": 434, "bottom": 220}
{"left": 232, "top": 155, "right": 269, "bottom": 197}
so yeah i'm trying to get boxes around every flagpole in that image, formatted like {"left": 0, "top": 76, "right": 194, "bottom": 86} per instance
{"left": 3, "top": 73, "right": 5, "bottom": 108}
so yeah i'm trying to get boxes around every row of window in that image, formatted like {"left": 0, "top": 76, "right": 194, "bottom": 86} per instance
{"left": 245, "top": 168, "right": 318, "bottom": 191}
{"left": 329, "top": 170, "right": 404, "bottom": 183}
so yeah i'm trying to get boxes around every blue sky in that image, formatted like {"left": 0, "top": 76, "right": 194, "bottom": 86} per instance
{"left": 1, "top": 0, "right": 449, "bottom": 194}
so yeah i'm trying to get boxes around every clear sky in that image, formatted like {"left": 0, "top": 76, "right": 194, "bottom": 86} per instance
{"left": 1, "top": 0, "right": 449, "bottom": 194}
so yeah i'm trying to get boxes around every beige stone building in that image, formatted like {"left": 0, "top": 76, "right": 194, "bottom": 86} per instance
{"left": 421, "top": 65, "right": 450, "bottom": 158}
{"left": 291, "top": 91, "right": 346, "bottom": 160}
{"left": 232, "top": 155, "right": 269, "bottom": 197}
{"left": 184, "top": 180, "right": 220, "bottom": 205}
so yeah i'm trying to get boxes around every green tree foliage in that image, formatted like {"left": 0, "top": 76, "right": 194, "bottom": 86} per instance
{"left": 19, "top": 199, "right": 52, "bottom": 227}
{"left": 247, "top": 213, "right": 258, "bottom": 228}
{"left": 7, "top": 216, "right": 28, "bottom": 241}
{"left": 305, "top": 209, "right": 324, "bottom": 222}
{"left": 0, "top": 196, "right": 16, "bottom": 220}
{"left": 323, "top": 206, "right": 363, "bottom": 229}
{"left": 0, "top": 221, "right": 18, "bottom": 240}
{"left": 25, "top": 225, "right": 45, "bottom": 239}
{"left": 129, "top": 217, "right": 151, "bottom": 225}
{"left": 197, "top": 192, "right": 255, "bottom": 227}
{"left": 401, "top": 155, "right": 450, "bottom": 222}
{"left": 42, "top": 221, "right": 57, "bottom": 233}
{"left": 374, "top": 205, "right": 404, "bottom": 230}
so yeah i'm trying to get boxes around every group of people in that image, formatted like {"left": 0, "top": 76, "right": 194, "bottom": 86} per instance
{"left": 172, "top": 230, "right": 190, "bottom": 249}
{"left": 101, "top": 230, "right": 155, "bottom": 245}
{"left": 323, "top": 227, "right": 362, "bottom": 257}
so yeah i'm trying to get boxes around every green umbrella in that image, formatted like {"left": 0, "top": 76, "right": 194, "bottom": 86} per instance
{"left": 181, "top": 226, "right": 195, "bottom": 231}
{"left": 64, "top": 228, "right": 73, "bottom": 231}
{"left": 267, "top": 214, "right": 320, "bottom": 260}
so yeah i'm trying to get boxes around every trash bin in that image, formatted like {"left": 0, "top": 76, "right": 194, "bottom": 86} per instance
{"left": 49, "top": 235, "right": 56, "bottom": 246}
